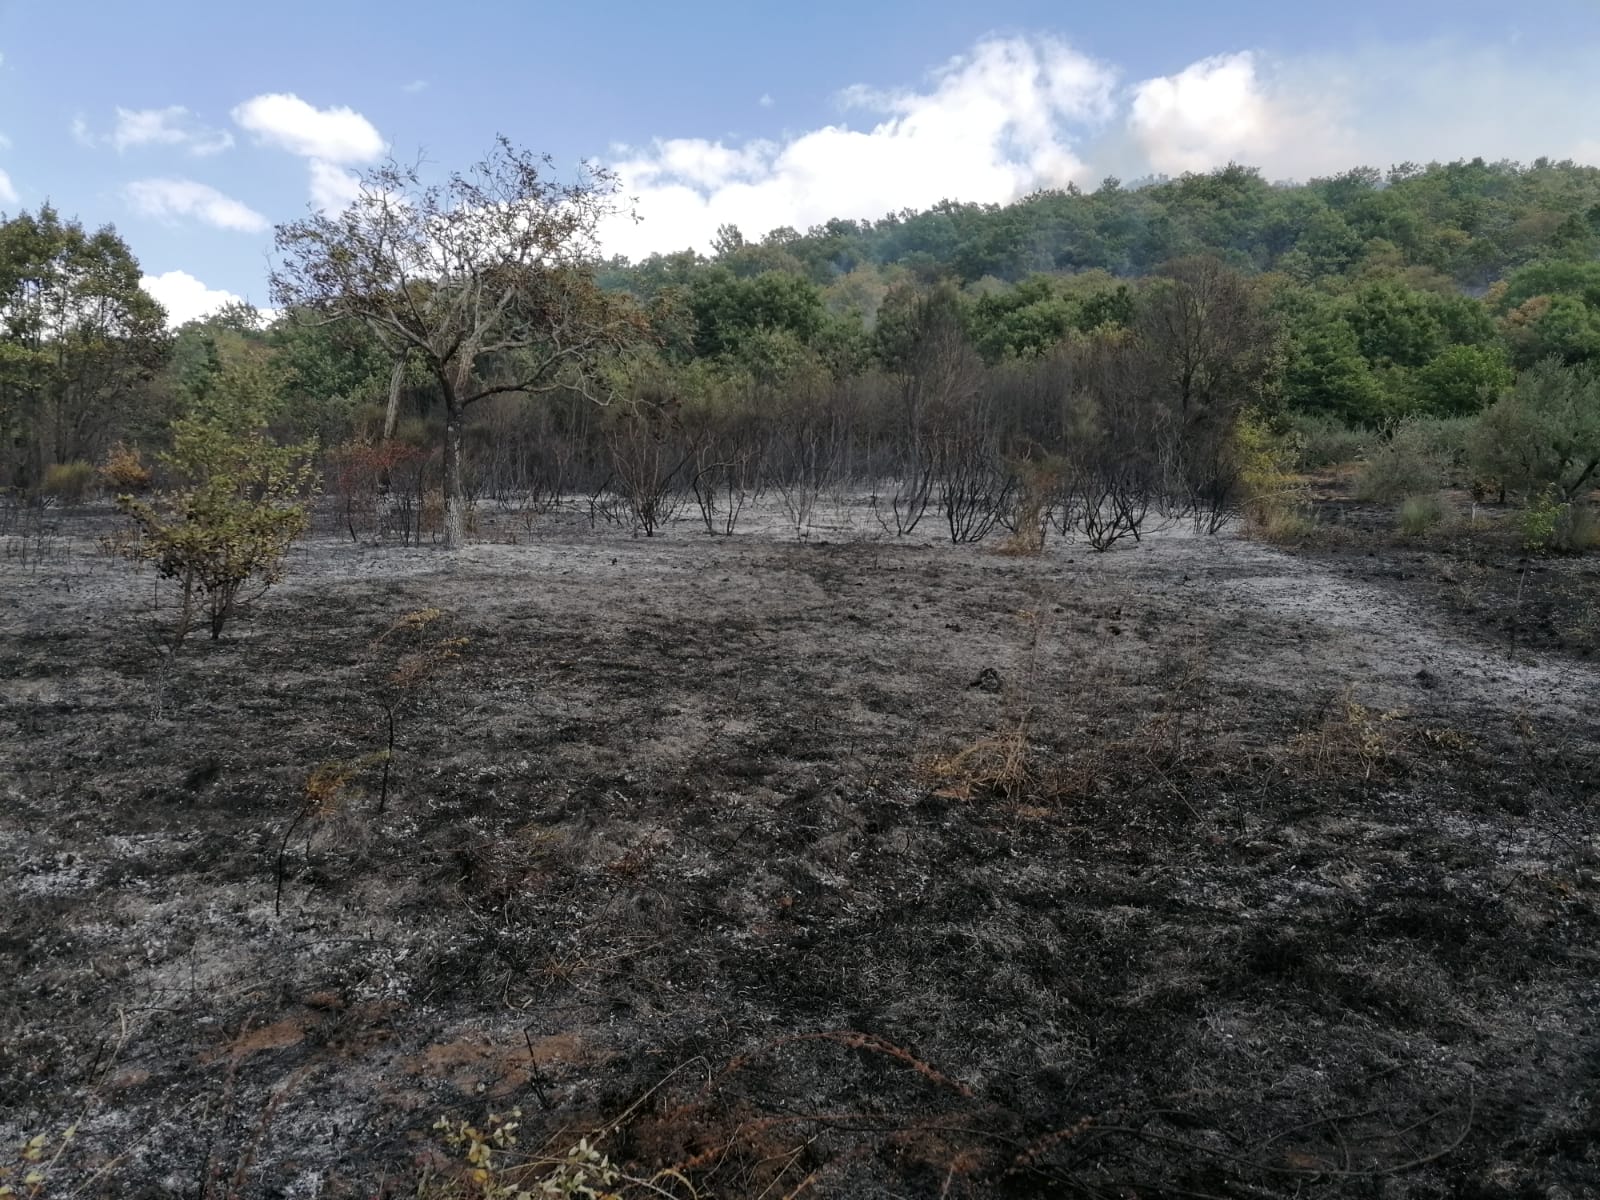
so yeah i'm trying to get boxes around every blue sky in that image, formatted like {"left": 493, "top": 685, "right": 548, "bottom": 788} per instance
{"left": 2, "top": 0, "right": 1598, "bottom": 322}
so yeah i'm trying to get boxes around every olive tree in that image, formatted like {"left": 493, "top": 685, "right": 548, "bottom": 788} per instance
{"left": 1468, "top": 357, "right": 1600, "bottom": 502}
{"left": 270, "top": 139, "right": 643, "bottom": 548}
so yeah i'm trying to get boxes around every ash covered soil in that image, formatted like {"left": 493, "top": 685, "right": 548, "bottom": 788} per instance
{"left": 2, "top": 501, "right": 1598, "bottom": 1199}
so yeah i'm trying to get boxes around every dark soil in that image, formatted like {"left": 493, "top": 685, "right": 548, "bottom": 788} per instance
{"left": 1302, "top": 485, "right": 1600, "bottom": 662}
{"left": 1299, "top": 499, "right": 1600, "bottom": 668}
{"left": 2, "top": 501, "right": 1597, "bottom": 1199}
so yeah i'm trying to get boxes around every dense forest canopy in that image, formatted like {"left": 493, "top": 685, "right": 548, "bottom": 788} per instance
{"left": 4, "top": 155, "right": 1600, "bottom": 525}
{"left": 602, "top": 158, "right": 1600, "bottom": 294}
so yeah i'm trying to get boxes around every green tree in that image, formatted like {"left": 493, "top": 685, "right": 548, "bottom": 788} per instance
{"left": 711, "top": 223, "right": 746, "bottom": 258}
{"left": 1498, "top": 260, "right": 1600, "bottom": 312}
{"left": 1411, "top": 344, "right": 1512, "bottom": 416}
{"left": 1501, "top": 293, "right": 1600, "bottom": 367}
{"left": 811, "top": 313, "right": 872, "bottom": 379}
{"left": 271, "top": 139, "right": 645, "bottom": 548}
{"left": 1468, "top": 358, "right": 1600, "bottom": 502}
{"left": 1343, "top": 281, "right": 1461, "bottom": 369}
{"left": 1282, "top": 319, "right": 1387, "bottom": 425}
{"left": 1293, "top": 208, "right": 1362, "bottom": 277}
{"left": 966, "top": 274, "right": 1139, "bottom": 364}
{"left": 268, "top": 312, "right": 396, "bottom": 442}
{"left": 966, "top": 276, "right": 1077, "bottom": 362}
{"left": 687, "top": 268, "right": 827, "bottom": 361}
{"left": 0, "top": 204, "right": 169, "bottom": 490}
{"left": 874, "top": 282, "right": 967, "bottom": 373}
{"left": 165, "top": 305, "right": 272, "bottom": 412}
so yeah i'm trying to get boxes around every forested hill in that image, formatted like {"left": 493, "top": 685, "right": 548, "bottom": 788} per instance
{"left": 7, "top": 155, "right": 1600, "bottom": 502}
{"left": 601, "top": 159, "right": 1600, "bottom": 295}
{"left": 592, "top": 159, "right": 1600, "bottom": 428}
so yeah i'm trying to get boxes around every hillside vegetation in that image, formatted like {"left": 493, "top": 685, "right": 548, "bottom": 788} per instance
{"left": 4, "top": 157, "right": 1600, "bottom": 542}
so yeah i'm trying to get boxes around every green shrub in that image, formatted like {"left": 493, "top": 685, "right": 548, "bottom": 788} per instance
{"left": 118, "top": 356, "right": 318, "bottom": 643}
{"left": 1400, "top": 416, "right": 1474, "bottom": 479}
{"left": 1357, "top": 440, "right": 1441, "bottom": 502}
{"left": 1236, "top": 411, "right": 1312, "bottom": 538}
{"left": 39, "top": 461, "right": 96, "bottom": 505}
{"left": 1520, "top": 492, "right": 1600, "bottom": 554}
{"left": 1412, "top": 343, "right": 1513, "bottom": 417}
{"left": 1397, "top": 492, "right": 1448, "bottom": 536}
{"left": 1356, "top": 417, "right": 1473, "bottom": 501}
{"left": 1286, "top": 413, "right": 1371, "bottom": 469}
{"left": 1520, "top": 491, "right": 1562, "bottom": 551}
{"left": 1258, "top": 504, "right": 1319, "bottom": 543}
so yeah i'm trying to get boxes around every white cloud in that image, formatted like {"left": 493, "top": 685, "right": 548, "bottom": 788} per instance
{"left": 110, "top": 105, "right": 233, "bottom": 155}
{"left": 232, "top": 92, "right": 386, "bottom": 212}
{"left": 72, "top": 107, "right": 234, "bottom": 155}
{"left": 1124, "top": 42, "right": 1600, "bottom": 183}
{"left": 758, "top": 93, "right": 774, "bottom": 108}
{"left": 599, "top": 33, "right": 1600, "bottom": 261}
{"left": 125, "top": 178, "right": 269, "bottom": 233}
{"left": 231, "top": 92, "right": 384, "bottom": 163}
{"left": 308, "top": 158, "right": 362, "bottom": 212}
{"left": 0, "top": 169, "right": 17, "bottom": 206}
{"left": 601, "top": 36, "right": 1117, "bottom": 259}
{"left": 0, "top": 132, "right": 11, "bottom": 151}
{"left": 1128, "top": 53, "right": 1323, "bottom": 176}
{"left": 627, "top": 138, "right": 777, "bottom": 191}
{"left": 402, "top": 79, "right": 429, "bottom": 94}
{"left": 139, "top": 269, "right": 245, "bottom": 326}
{"left": 114, "top": 106, "right": 192, "bottom": 152}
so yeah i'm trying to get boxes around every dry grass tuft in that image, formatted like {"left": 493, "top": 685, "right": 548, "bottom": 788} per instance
{"left": 923, "top": 727, "right": 1038, "bottom": 800}
{"left": 1288, "top": 686, "right": 1410, "bottom": 783}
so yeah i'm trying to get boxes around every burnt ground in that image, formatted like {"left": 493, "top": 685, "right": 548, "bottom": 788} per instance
{"left": 1, "top": 499, "right": 1598, "bottom": 1199}
{"left": 1299, "top": 491, "right": 1600, "bottom": 663}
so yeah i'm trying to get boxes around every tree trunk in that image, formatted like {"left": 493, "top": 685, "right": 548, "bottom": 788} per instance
{"left": 442, "top": 401, "right": 466, "bottom": 549}
{"left": 1564, "top": 458, "right": 1600, "bottom": 502}
{"left": 382, "top": 356, "right": 405, "bottom": 441}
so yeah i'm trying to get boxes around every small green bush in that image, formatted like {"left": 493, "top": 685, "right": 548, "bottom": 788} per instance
{"left": 1286, "top": 413, "right": 1370, "bottom": 469}
{"left": 1397, "top": 492, "right": 1448, "bottom": 536}
{"left": 118, "top": 355, "right": 318, "bottom": 643}
{"left": 1356, "top": 417, "right": 1473, "bottom": 502}
{"left": 1356, "top": 442, "right": 1441, "bottom": 502}
{"left": 1400, "top": 416, "right": 1474, "bottom": 479}
{"left": 1521, "top": 492, "right": 1600, "bottom": 554}
{"left": 39, "top": 461, "right": 96, "bottom": 505}
{"left": 1258, "top": 505, "right": 1319, "bottom": 543}
{"left": 1236, "top": 411, "right": 1307, "bottom": 526}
